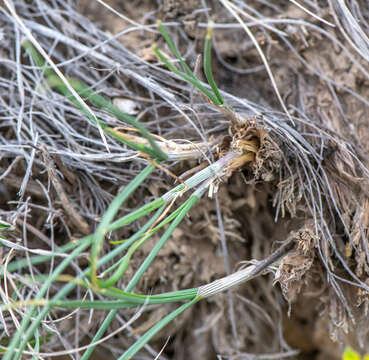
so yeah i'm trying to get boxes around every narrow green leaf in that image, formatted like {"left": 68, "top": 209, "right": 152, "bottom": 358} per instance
{"left": 79, "top": 190, "right": 205, "bottom": 359}
{"left": 204, "top": 22, "right": 224, "bottom": 105}
{"left": 0, "top": 221, "right": 11, "bottom": 230}
{"left": 107, "top": 197, "right": 165, "bottom": 232}
{"left": 2, "top": 235, "right": 92, "bottom": 360}
{"left": 48, "top": 75, "right": 168, "bottom": 161}
{"left": 90, "top": 164, "right": 155, "bottom": 287}
{"left": 157, "top": 21, "right": 195, "bottom": 77}
{"left": 31, "top": 329, "right": 40, "bottom": 360}
{"left": 126, "top": 191, "right": 203, "bottom": 290}
{"left": 153, "top": 44, "right": 220, "bottom": 105}
{"left": 5, "top": 201, "right": 166, "bottom": 360}
{"left": 118, "top": 298, "right": 198, "bottom": 360}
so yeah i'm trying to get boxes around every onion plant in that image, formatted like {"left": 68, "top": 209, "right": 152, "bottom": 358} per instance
{"left": 0, "top": 23, "right": 294, "bottom": 360}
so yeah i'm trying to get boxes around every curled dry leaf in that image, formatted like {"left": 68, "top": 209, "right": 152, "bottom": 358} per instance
{"left": 275, "top": 224, "right": 319, "bottom": 303}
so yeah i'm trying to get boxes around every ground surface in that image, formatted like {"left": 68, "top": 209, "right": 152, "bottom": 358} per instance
{"left": 1, "top": 1, "right": 369, "bottom": 359}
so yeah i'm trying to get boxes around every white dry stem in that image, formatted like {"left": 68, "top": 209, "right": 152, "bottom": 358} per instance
{"left": 197, "top": 263, "right": 258, "bottom": 298}
{"left": 3, "top": 0, "right": 110, "bottom": 152}
{"left": 162, "top": 152, "right": 238, "bottom": 203}
{"left": 94, "top": 0, "right": 157, "bottom": 32}
{"left": 329, "top": 0, "right": 369, "bottom": 62}
{"left": 220, "top": 0, "right": 295, "bottom": 125}
{"left": 289, "top": 0, "right": 335, "bottom": 27}
{"left": 0, "top": 238, "right": 69, "bottom": 258}
{"left": 199, "top": 8, "right": 288, "bottom": 36}
{"left": 111, "top": 128, "right": 211, "bottom": 160}
{"left": 197, "top": 239, "right": 294, "bottom": 298}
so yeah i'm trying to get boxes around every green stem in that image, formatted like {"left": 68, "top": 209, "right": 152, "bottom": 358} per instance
{"left": 80, "top": 190, "right": 204, "bottom": 360}
{"left": 119, "top": 297, "right": 199, "bottom": 360}
{"left": 153, "top": 45, "right": 220, "bottom": 105}
{"left": 204, "top": 22, "right": 224, "bottom": 105}
{"left": 99, "top": 196, "right": 196, "bottom": 288}
{"left": 126, "top": 191, "right": 202, "bottom": 290}
{"left": 5, "top": 205, "right": 165, "bottom": 360}
{"left": 2, "top": 237, "right": 92, "bottom": 360}
{"left": 157, "top": 21, "right": 195, "bottom": 77}
{"left": 107, "top": 197, "right": 164, "bottom": 232}
{"left": 79, "top": 205, "right": 166, "bottom": 360}
{"left": 90, "top": 164, "right": 155, "bottom": 287}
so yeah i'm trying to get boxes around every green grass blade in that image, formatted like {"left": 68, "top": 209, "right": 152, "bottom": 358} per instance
{"left": 48, "top": 75, "right": 168, "bottom": 161}
{"left": 97, "top": 236, "right": 145, "bottom": 288}
{"left": 22, "top": 40, "right": 54, "bottom": 78}
{"left": 53, "top": 294, "right": 196, "bottom": 309}
{"left": 90, "top": 164, "right": 155, "bottom": 287}
{"left": 4, "top": 165, "right": 153, "bottom": 360}
{"left": 5, "top": 204, "right": 165, "bottom": 360}
{"left": 1, "top": 288, "right": 198, "bottom": 311}
{"left": 79, "top": 192, "right": 204, "bottom": 359}
{"left": 118, "top": 297, "right": 198, "bottom": 360}
{"left": 0, "top": 220, "right": 11, "bottom": 229}
{"left": 80, "top": 310, "right": 117, "bottom": 360}
{"left": 99, "top": 199, "right": 190, "bottom": 288}
{"left": 79, "top": 205, "right": 166, "bottom": 360}
{"left": 157, "top": 21, "right": 195, "bottom": 77}
{"left": 154, "top": 23, "right": 224, "bottom": 106}
{"left": 99, "top": 288, "right": 197, "bottom": 304}
{"left": 107, "top": 197, "right": 164, "bottom": 232}
{"left": 204, "top": 22, "right": 224, "bottom": 105}
{"left": 126, "top": 189, "right": 204, "bottom": 291}
{"left": 45, "top": 300, "right": 136, "bottom": 310}
{"left": 2, "top": 236, "right": 92, "bottom": 360}
{"left": 142, "top": 200, "right": 188, "bottom": 235}
{"left": 153, "top": 44, "right": 220, "bottom": 105}
{"left": 31, "top": 329, "right": 40, "bottom": 360}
